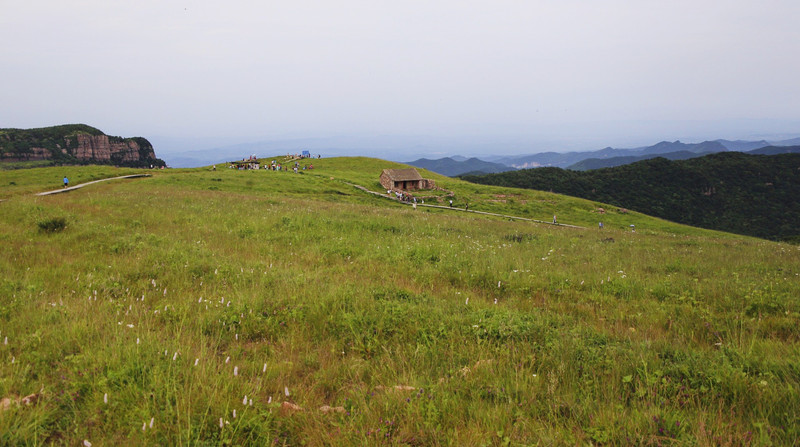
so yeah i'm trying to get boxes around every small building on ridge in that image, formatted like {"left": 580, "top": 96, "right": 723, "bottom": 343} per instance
{"left": 380, "top": 168, "right": 435, "bottom": 191}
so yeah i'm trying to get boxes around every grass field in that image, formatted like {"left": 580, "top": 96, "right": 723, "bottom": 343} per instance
{"left": 0, "top": 157, "right": 798, "bottom": 445}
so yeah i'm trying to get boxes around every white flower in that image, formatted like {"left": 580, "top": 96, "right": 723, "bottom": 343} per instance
{"left": 268, "top": 396, "right": 272, "bottom": 404}
{"left": 173, "top": 352, "right": 178, "bottom": 361}
{"left": 150, "top": 417, "right": 154, "bottom": 428}
{"left": 194, "top": 358, "right": 199, "bottom": 366}
{"left": 142, "top": 422, "right": 146, "bottom": 431}
{"left": 219, "top": 417, "right": 224, "bottom": 428}
{"left": 284, "top": 386, "right": 290, "bottom": 397}
{"left": 136, "top": 338, "right": 140, "bottom": 345}
{"left": 243, "top": 395, "right": 248, "bottom": 405}
{"left": 126, "top": 324, "right": 134, "bottom": 328}
{"left": 104, "top": 393, "right": 108, "bottom": 404}
{"left": 234, "top": 366, "right": 239, "bottom": 376}
{"left": 225, "top": 356, "right": 230, "bottom": 364}
{"left": 263, "top": 363, "right": 267, "bottom": 373}
{"left": 233, "top": 409, "right": 237, "bottom": 418}
{"left": 83, "top": 440, "right": 92, "bottom": 447}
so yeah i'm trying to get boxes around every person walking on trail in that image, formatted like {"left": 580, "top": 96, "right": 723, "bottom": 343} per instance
{"left": 553, "top": 215, "right": 557, "bottom": 224}
{"left": 63, "top": 176, "right": 69, "bottom": 188}
{"left": 413, "top": 197, "right": 417, "bottom": 210}
{"left": 449, "top": 199, "right": 453, "bottom": 207}
{"left": 599, "top": 222, "right": 604, "bottom": 230}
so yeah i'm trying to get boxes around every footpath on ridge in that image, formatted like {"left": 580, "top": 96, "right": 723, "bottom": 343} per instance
{"left": 30, "top": 171, "right": 584, "bottom": 229}
{"left": 347, "top": 182, "right": 585, "bottom": 229}
{"left": 35, "top": 174, "right": 152, "bottom": 196}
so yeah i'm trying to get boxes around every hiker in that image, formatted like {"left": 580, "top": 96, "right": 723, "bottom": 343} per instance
{"left": 599, "top": 222, "right": 604, "bottom": 230}
{"left": 63, "top": 176, "right": 69, "bottom": 188}
{"left": 449, "top": 199, "right": 453, "bottom": 207}
{"left": 553, "top": 215, "right": 557, "bottom": 224}
{"left": 465, "top": 203, "right": 469, "bottom": 211}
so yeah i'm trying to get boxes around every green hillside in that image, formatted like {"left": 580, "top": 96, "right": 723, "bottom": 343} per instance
{"left": 462, "top": 151, "right": 800, "bottom": 242}
{"left": 1, "top": 158, "right": 798, "bottom": 445}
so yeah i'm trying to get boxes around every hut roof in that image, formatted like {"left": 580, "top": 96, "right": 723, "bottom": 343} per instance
{"left": 382, "top": 168, "right": 423, "bottom": 181}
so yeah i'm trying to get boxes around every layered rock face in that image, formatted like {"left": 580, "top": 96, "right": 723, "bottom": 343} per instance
{"left": 73, "top": 134, "right": 154, "bottom": 162}
{"left": 1, "top": 147, "right": 55, "bottom": 161}
{"left": 0, "top": 124, "right": 162, "bottom": 166}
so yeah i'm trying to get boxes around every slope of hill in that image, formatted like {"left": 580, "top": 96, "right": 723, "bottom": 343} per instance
{"left": 496, "top": 140, "right": 728, "bottom": 169}
{"left": 715, "top": 139, "right": 771, "bottom": 151}
{"left": 0, "top": 124, "right": 165, "bottom": 168}
{"left": 748, "top": 145, "right": 800, "bottom": 155}
{"left": 407, "top": 156, "right": 514, "bottom": 176}
{"left": 462, "top": 151, "right": 800, "bottom": 242}
{"left": 567, "top": 150, "right": 717, "bottom": 171}
{"left": 1, "top": 158, "right": 798, "bottom": 445}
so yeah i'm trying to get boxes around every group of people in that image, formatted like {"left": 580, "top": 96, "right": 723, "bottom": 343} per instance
{"left": 226, "top": 159, "right": 315, "bottom": 172}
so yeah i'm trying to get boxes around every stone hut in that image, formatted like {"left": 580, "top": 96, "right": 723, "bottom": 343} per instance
{"left": 380, "top": 168, "right": 435, "bottom": 191}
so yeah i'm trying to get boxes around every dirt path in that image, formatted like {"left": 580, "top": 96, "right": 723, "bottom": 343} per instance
{"left": 348, "top": 183, "right": 585, "bottom": 229}
{"left": 35, "top": 174, "right": 152, "bottom": 196}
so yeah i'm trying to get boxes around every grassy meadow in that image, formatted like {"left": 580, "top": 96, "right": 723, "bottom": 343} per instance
{"left": 0, "top": 157, "right": 798, "bottom": 445}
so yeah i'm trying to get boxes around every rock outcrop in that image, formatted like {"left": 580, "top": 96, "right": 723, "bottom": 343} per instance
{"left": 0, "top": 124, "right": 164, "bottom": 167}
{"left": 72, "top": 134, "right": 155, "bottom": 162}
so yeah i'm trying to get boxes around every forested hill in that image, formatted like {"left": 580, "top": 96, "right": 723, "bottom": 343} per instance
{"left": 0, "top": 124, "right": 165, "bottom": 167}
{"left": 461, "top": 151, "right": 800, "bottom": 242}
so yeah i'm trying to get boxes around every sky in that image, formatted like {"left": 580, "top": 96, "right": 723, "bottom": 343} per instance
{"left": 2, "top": 0, "right": 800, "bottom": 158}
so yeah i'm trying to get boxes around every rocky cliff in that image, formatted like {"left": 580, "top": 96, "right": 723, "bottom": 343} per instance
{"left": 0, "top": 124, "right": 164, "bottom": 167}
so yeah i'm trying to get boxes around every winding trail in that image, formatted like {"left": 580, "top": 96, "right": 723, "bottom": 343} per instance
{"left": 347, "top": 183, "right": 586, "bottom": 229}
{"left": 30, "top": 173, "right": 583, "bottom": 229}
{"left": 35, "top": 174, "right": 152, "bottom": 196}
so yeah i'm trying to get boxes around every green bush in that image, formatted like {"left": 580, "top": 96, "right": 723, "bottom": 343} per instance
{"left": 37, "top": 217, "right": 67, "bottom": 233}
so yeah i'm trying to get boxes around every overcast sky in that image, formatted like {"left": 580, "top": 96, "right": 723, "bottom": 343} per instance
{"left": 2, "top": 0, "right": 799, "bottom": 155}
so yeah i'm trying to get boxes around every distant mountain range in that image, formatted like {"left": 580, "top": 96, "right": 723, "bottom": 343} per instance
{"left": 405, "top": 157, "right": 512, "bottom": 177}
{"left": 460, "top": 148, "right": 800, "bottom": 242}
{"left": 407, "top": 137, "right": 800, "bottom": 176}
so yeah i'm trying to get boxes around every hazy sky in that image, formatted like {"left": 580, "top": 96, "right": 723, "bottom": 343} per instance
{"left": 2, "top": 0, "right": 800, "bottom": 155}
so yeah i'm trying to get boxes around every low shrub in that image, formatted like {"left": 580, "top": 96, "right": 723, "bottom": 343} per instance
{"left": 37, "top": 216, "right": 67, "bottom": 233}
